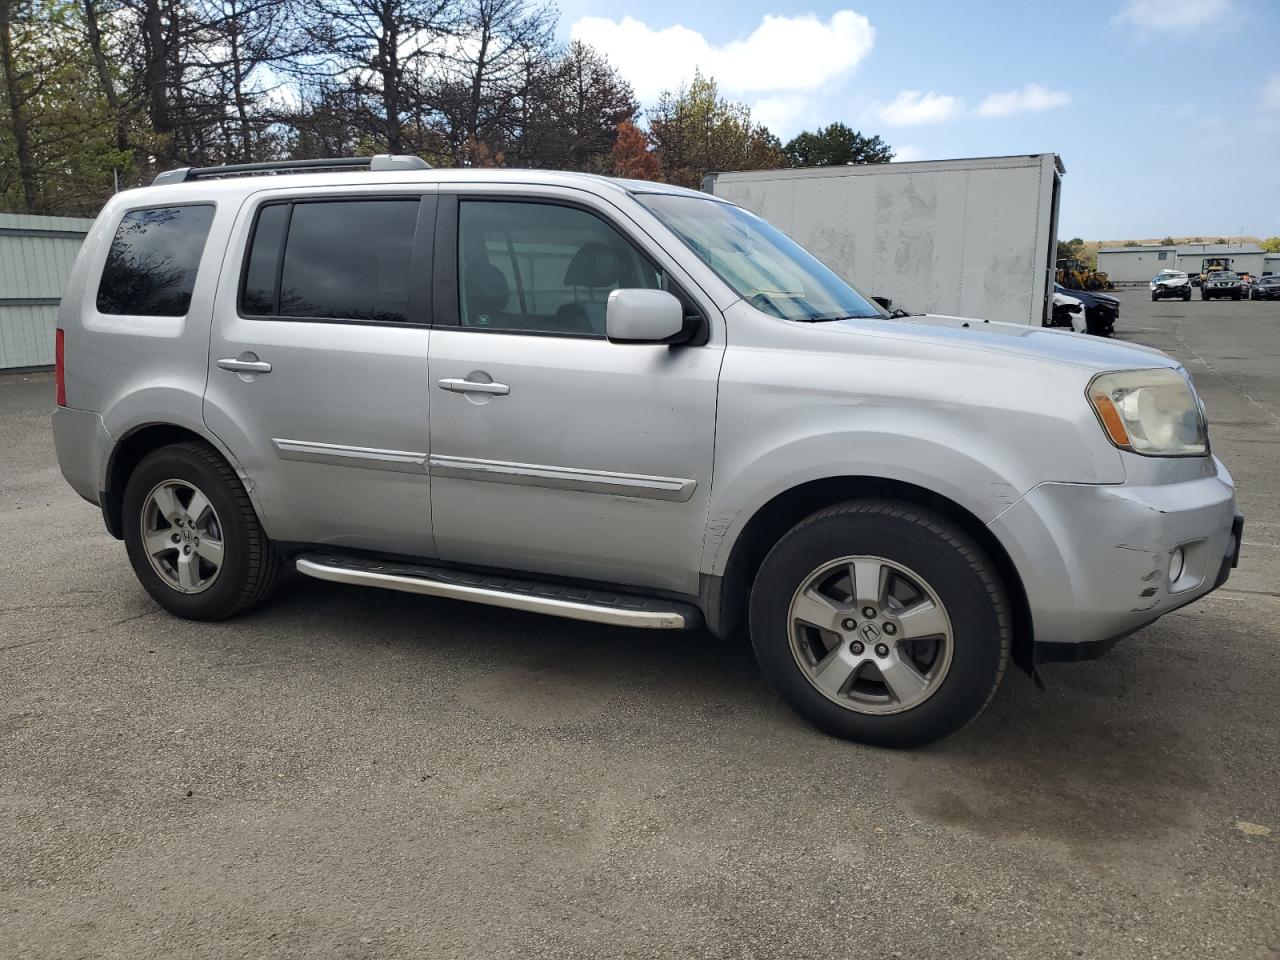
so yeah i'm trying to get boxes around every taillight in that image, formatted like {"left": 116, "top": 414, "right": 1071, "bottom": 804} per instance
{"left": 55, "top": 328, "right": 66, "bottom": 407}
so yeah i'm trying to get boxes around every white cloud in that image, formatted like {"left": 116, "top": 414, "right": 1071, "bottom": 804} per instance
{"left": 1262, "top": 75, "right": 1280, "bottom": 112}
{"left": 750, "top": 95, "right": 816, "bottom": 140}
{"left": 891, "top": 145, "right": 925, "bottom": 162}
{"left": 976, "top": 83, "right": 1071, "bottom": 117}
{"left": 568, "top": 11, "right": 875, "bottom": 103}
{"left": 1114, "top": 0, "right": 1232, "bottom": 31}
{"left": 868, "top": 90, "right": 965, "bottom": 126}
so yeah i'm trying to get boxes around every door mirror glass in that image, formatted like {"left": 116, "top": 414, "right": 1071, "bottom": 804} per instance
{"left": 606, "top": 289, "right": 685, "bottom": 343}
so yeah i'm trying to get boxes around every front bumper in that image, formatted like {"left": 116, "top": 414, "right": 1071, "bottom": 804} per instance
{"left": 1153, "top": 285, "right": 1188, "bottom": 297}
{"left": 988, "top": 456, "right": 1239, "bottom": 663}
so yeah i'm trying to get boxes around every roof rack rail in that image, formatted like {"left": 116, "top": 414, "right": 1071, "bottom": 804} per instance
{"left": 152, "top": 154, "right": 430, "bottom": 186}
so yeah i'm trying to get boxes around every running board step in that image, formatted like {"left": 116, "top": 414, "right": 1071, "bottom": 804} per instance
{"left": 294, "top": 553, "right": 699, "bottom": 630}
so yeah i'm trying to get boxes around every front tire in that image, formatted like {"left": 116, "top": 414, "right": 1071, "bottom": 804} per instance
{"left": 123, "top": 441, "right": 280, "bottom": 620}
{"left": 749, "top": 500, "right": 1010, "bottom": 747}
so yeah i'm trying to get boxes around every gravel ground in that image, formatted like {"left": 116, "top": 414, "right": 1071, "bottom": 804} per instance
{"left": 2, "top": 290, "right": 1277, "bottom": 959}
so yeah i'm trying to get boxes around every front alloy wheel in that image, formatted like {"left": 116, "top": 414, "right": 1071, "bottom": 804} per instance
{"left": 788, "top": 556, "right": 953, "bottom": 715}
{"left": 749, "top": 500, "right": 1011, "bottom": 747}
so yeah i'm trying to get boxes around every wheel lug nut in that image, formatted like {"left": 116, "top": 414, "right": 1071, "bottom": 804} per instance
{"left": 183, "top": 545, "right": 191, "bottom": 555}
{"left": 171, "top": 534, "right": 180, "bottom": 543}
{"left": 875, "top": 643, "right": 889, "bottom": 657}
{"left": 850, "top": 641, "right": 864, "bottom": 655}
{"left": 883, "top": 623, "right": 897, "bottom": 636}
{"left": 842, "top": 618, "right": 857, "bottom": 631}
{"left": 862, "top": 606, "right": 877, "bottom": 619}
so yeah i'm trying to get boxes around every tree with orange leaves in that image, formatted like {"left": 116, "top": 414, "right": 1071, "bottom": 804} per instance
{"left": 611, "top": 120, "right": 661, "bottom": 182}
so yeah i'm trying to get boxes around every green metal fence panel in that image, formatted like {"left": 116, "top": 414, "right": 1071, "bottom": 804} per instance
{"left": 0, "top": 213, "right": 94, "bottom": 369}
{"left": 0, "top": 303, "right": 60, "bottom": 369}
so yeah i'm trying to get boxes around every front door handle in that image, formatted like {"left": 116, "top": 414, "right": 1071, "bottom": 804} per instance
{"left": 437, "top": 378, "right": 510, "bottom": 396}
{"left": 217, "top": 357, "right": 272, "bottom": 374}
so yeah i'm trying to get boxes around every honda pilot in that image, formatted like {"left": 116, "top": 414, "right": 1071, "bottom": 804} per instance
{"left": 52, "top": 156, "right": 1243, "bottom": 746}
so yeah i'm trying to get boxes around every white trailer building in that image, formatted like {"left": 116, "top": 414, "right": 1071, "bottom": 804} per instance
{"left": 1096, "top": 245, "right": 1177, "bottom": 283}
{"left": 1174, "top": 243, "right": 1264, "bottom": 278}
{"left": 1099, "top": 242, "right": 1267, "bottom": 284}
{"left": 703, "top": 153, "right": 1063, "bottom": 326}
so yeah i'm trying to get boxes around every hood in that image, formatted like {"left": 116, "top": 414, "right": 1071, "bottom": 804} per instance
{"left": 816, "top": 312, "right": 1174, "bottom": 375}
{"left": 1155, "top": 275, "right": 1188, "bottom": 285}
{"left": 1055, "top": 284, "right": 1119, "bottom": 308}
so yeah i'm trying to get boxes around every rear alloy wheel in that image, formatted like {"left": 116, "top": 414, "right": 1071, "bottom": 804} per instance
{"left": 123, "top": 441, "right": 280, "bottom": 620}
{"left": 750, "top": 500, "right": 1010, "bottom": 747}
{"left": 139, "top": 479, "right": 225, "bottom": 594}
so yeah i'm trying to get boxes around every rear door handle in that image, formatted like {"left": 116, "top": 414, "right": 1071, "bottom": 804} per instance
{"left": 218, "top": 357, "right": 272, "bottom": 374}
{"left": 437, "top": 378, "right": 510, "bottom": 396}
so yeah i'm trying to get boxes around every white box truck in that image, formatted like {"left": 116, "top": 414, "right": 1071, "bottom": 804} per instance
{"left": 702, "top": 153, "right": 1064, "bottom": 326}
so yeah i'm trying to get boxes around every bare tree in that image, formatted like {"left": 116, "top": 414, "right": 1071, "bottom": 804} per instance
{"left": 428, "top": 0, "right": 552, "bottom": 165}
{"left": 81, "top": 0, "right": 131, "bottom": 156}
{"left": 518, "top": 40, "right": 635, "bottom": 170}
{"left": 191, "top": 0, "right": 306, "bottom": 161}
{"left": 303, "top": 0, "right": 457, "bottom": 153}
{"left": 0, "top": 0, "right": 38, "bottom": 209}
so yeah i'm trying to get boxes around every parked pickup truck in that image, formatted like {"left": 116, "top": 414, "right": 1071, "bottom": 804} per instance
{"left": 52, "top": 157, "right": 1243, "bottom": 746}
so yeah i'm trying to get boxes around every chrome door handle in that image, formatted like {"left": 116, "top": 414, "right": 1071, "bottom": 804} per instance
{"left": 437, "top": 378, "right": 510, "bottom": 396}
{"left": 218, "top": 357, "right": 272, "bottom": 374}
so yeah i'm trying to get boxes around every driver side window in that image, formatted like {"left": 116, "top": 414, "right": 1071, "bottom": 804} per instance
{"left": 457, "top": 200, "right": 663, "bottom": 337}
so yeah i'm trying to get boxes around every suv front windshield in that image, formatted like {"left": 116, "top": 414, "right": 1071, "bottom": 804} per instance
{"left": 637, "top": 193, "right": 883, "bottom": 322}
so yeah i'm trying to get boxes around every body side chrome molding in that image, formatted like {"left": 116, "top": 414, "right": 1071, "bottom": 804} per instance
{"left": 295, "top": 557, "right": 690, "bottom": 629}
{"left": 428, "top": 454, "right": 696, "bottom": 502}
{"left": 273, "top": 438, "right": 427, "bottom": 474}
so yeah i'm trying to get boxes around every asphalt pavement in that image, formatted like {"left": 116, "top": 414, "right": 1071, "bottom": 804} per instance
{"left": 2, "top": 290, "right": 1277, "bottom": 959}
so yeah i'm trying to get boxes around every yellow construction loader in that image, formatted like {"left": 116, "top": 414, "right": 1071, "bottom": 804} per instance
{"left": 1056, "top": 258, "right": 1113, "bottom": 291}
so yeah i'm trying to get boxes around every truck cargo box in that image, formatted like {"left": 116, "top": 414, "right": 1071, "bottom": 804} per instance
{"left": 703, "top": 153, "right": 1064, "bottom": 326}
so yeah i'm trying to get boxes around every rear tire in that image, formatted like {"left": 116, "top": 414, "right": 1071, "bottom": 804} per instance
{"left": 748, "top": 500, "right": 1010, "bottom": 747}
{"left": 122, "top": 441, "right": 280, "bottom": 621}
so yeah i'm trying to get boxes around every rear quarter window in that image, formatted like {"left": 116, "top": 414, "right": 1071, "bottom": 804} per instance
{"left": 95, "top": 205, "right": 216, "bottom": 316}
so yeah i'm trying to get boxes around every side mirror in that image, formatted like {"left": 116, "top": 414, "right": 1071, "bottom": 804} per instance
{"left": 606, "top": 289, "right": 685, "bottom": 344}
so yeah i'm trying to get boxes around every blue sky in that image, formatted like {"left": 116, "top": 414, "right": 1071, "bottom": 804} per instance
{"left": 558, "top": 0, "right": 1280, "bottom": 239}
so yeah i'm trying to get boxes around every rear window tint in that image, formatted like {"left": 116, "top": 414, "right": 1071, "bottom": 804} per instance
{"left": 96, "top": 205, "right": 215, "bottom": 316}
{"left": 241, "top": 199, "right": 420, "bottom": 323}
{"left": 241, "top": 203, "right": 289, "bottom": 316}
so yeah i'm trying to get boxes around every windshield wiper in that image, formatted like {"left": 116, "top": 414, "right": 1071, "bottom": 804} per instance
{"left": 797, "top": 313, "right": 882, "bottom": 323}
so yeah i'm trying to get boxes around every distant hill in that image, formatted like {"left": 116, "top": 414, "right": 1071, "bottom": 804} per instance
{"left": 1096, "top": 236, "right": 1262, "bottom": 249}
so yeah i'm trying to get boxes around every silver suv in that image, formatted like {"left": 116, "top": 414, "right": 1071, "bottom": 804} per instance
{"left": 52, "top": 156, "right": 1243, "bottom": 746}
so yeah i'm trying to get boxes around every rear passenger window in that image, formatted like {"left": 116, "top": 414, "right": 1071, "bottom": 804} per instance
{"left": 96, "top": 205, "right": 215, "bottom": 316}
{"left": 241, "top": 199, "right": 419, "bottom": 323}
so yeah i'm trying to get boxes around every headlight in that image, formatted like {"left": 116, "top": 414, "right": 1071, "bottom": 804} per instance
{"left": 1087, "top": 368, "right": 1208, "bottom": 456}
